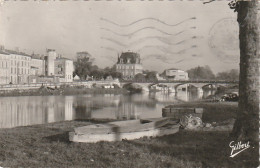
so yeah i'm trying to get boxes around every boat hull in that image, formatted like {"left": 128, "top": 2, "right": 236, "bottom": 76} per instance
{"left": 69, "top": 124, "right": 179, "bottom": 143}
{"left": 74, "top": 118, "right": 172, "bottom": 134}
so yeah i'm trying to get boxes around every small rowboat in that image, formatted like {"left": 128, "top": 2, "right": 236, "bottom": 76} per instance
{"left": 69, "top": 117, "right": 179, "bottom": 143}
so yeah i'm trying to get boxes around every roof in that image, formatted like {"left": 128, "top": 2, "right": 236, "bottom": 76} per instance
{"left": 117, "top": 52, "right": 141, "bottom": 64}
{"left": 31, "top": 57, "right": 44, "bottom": 60}
{"left": 5, "top": 49, "right": 31, "bottom": 57}
{"left": 47, "top": 49, "right": 55, "bottom": 52}
{"left": 0, "top": 50, "right": 10, "bottom": 55}
{"left": 166, "top": 68, "right": 186, "bottom": 72}
{"left": 55, "top": 57, "right": 73, "bottom": 61}
{"left": 167, "top": 68, "right": 179, "bottom": 70}
{"left": 31, "top": 53, "right": 45, "bottom": 59}
{"left": 77, "top": 51, "right": 90, "bottom": 55}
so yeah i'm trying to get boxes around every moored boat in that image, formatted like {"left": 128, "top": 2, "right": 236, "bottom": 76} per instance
{"left": 69, "top": 117, "right": 179, "bottom": 143}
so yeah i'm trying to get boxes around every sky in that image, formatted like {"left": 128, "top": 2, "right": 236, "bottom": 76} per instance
{"left": 0, "top": 1, "right": 239, "bottom": 73}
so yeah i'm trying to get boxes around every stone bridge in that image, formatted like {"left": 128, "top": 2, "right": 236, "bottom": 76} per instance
{"left": 121, "top": 81, "right": 238, "bottom": 92}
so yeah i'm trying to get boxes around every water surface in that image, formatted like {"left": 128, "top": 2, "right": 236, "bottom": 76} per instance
{"left": 0, "top": 89, "right": 215, "bottom": 128}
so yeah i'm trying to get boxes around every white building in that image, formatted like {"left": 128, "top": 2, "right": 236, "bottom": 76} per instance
{"left": 0, "top": 51, "right": 10, "bottom": 84}
{"left": 6, "top": 50, "right": 31, "bottom": 84}
{"left": 165, "top": 68, "right": 189, "bottom": 81}
{"left": 0, "top": 47, "right": 74, "bottom": 84}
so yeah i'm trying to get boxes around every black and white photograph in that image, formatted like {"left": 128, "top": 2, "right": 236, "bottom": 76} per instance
{"left": 0, "top": 0, "right": 259, "bottom": 167}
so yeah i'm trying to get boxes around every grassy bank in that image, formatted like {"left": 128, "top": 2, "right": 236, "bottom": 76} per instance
{"left": 0, "top": 102, "right": 258, "bottom": 168}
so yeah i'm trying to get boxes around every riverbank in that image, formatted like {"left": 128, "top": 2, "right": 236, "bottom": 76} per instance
{"left": 205, "top": 87, "right": 239, "bottom": 101}
{"left": 0, "top": 102, "right": 257, "bottom": 168}
{"left": 0, "top": 86, "right": 128, "bottom": 97}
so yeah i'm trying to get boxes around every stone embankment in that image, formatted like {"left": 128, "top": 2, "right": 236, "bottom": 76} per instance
{"left": 0, "top": 81, "right": 127, "bottom": 97}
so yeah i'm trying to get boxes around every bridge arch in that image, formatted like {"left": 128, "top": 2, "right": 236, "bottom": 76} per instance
{"left": 174, "top": 83, "right": 218, "bottom": 91}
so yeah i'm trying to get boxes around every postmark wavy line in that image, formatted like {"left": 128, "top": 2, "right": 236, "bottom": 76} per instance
{"left": 142, "top": 54, "right": 186, "bottom": 64}
{"left": 142, "top": 54, "right": 168, "bottom": 60}
{"left": 137, "top": 45, "right": 197, "bottom": 54}
{"left": 100, "top": 44, "right": 197, "bottom": 57}
{"left": 101, "top": 26, "right": 195, "bottom": 38}
{"left": 101, "top": 35, "right": 194, "bottom": 48}
{"left": 100, "top": 17, "right": 196, "bottom": 27}
{"left": 100, "top": 46, "right": 120, "bottom": 53}
{"left": 100, "top": 37, "right": 127, "bottom": 47}
{"left": 101, "top": 27, "right": 173, "bottom": 37}
{"left": 129, "top": 36, "right": 193, "bottom": 46}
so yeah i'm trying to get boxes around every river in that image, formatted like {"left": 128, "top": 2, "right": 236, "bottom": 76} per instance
{"left": 0, "top": 89, "right": 216, "bottom": 128}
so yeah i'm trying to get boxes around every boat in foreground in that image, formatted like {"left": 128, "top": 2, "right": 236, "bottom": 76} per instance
{"left": 69, "top": 117, "right": 179, "bottom": 143}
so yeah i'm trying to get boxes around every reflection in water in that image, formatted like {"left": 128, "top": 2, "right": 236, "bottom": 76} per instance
{"left": 0, "top": 89, "right": 216, "bottom": 128}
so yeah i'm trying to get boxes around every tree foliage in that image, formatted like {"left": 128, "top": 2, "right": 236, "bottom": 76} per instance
{"left": 102, "top": 65, "right": 122, "bottom": 80}
{"left": 74, "top": 57, "right": 93, "bottom": 80}
{"left": 187, "top": 66, "right": 215, "bottom": 80}
{"left": 145, "top": 71, "right": 158, "bottom": 82}
{"left": 134, "top": 73, "right": 146, "bottom": 82}
{"left": 90, "top": 69, "right": 105, "bottom": 80}
{"left": 74, "top": 57, "right": 122, "bottom": 80}
{"left": 216, "top": 69, "right": 239, "bottom": 81}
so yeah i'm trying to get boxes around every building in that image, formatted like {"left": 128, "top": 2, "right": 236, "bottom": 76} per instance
{"left": 156, "top": 73, "right": 166, "bottom": 81}
{"left": 6, "top": 49, "right": 31, "bottom": 84}
{"left": 0, "top": 46, "right": 74, "bottom": 84}
{"left": 164, "top": 68, "right": 189, "bottom": 81}
{"left": 31, "top": 58, "right": 45, "bottom": 76}
{"left": 54, "top": 57, "right": 74, "bottom": 82}
{"left": 0, "top": 50, "right": 10, "bottom": 84}
{"left": 42, "top": 49, "right": 74, "bottom": 82}
{"left": 45, "top": 49, "right": 56, "bottom": 76}
{"left": 116, "top": 52, "right": 143, "bottom": 79}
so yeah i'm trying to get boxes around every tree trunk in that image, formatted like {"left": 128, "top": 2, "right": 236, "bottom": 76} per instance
{"left": 231, "top": 0, "right": 259, "bottom": 143}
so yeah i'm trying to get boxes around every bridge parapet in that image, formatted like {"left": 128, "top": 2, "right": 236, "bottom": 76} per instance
{"left": 121, "top": 80, "right": 238, "bottom": 84}
{"left": 121, "top": 81, "right": 238, "bottom": 92}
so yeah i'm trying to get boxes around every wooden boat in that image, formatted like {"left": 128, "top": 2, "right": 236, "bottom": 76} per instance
{"left": 69, "top": 117, "right": 179, "bottom": 143}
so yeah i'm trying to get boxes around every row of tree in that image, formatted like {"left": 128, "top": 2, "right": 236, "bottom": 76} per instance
{"left": 187, "top": 65, "right": 239, "bottom": 81}
{"left": 73, "top": 57, "right": 122, "bottom": 80}
{"left": 74, "top": 57, "right": 239, "bottom": 81}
